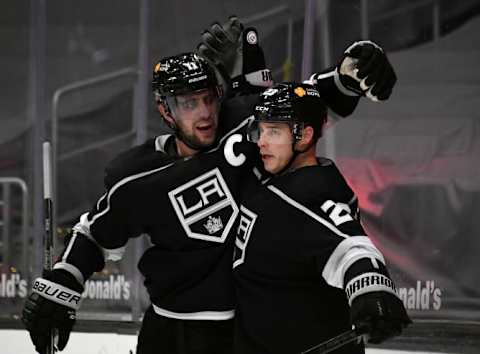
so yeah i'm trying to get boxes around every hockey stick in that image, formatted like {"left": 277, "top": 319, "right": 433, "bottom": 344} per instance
{"left": 300, "top": 328, "right": 364, "bottom": 354}
{"left": 42, "top": 141, "right": 56, "bottom": 354}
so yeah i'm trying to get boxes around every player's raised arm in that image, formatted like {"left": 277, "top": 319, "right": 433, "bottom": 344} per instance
{"left": 197, "top": 16, "right": 273, "bottom": 96}
{"left": 306, "top": 40, "right": 396, "bottom": 117}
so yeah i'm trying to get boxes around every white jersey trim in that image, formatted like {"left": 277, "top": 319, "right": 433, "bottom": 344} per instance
{"left": 69, "top": 213, "right": 127, "bottom": 262}
{"left": 89, "top": 162, "right": 175, "bottom": 226}
{"left": 322, "top": 236, "right": 385, "bottom": 289}
{"left": 267, "top": 185, "right": 351, "bottom": 238}
{"left": 152, "top": 303, "right": 234, "bottom": 321}
{"left": 155, "top": 134, "right": 173, "bottom": 152}
{"left": 53, "top": 262, "right": 85, "bottom": 285}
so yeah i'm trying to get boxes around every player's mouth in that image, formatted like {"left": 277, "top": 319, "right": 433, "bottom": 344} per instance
{"left": 261, "top": 153, "right": 274, "bottom": 162}
{"left": 196, "top": 123, "right": 215, "bottom": 134}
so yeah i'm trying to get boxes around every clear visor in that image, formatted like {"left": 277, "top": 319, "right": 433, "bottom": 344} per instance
{"left": 166, "top": 87, "right": 220, "bottom": 118}
{"left": 247, "top": 120, "right": 299, "bottom": 145}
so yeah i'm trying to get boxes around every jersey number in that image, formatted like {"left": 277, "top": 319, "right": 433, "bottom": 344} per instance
{"left": 320, "top": 200, "right": 353, "bottom": 226}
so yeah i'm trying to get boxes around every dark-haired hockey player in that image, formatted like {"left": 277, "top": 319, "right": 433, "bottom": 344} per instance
{"left": 233, "top": 82, "right": 411, "bottom": 354}
{"left": 22, "top": 17, "right": 398, "bottom": 354}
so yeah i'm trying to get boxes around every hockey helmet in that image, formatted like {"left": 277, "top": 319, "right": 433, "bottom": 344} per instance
{"left": 152, "top": 52, "right": 221, "bottom": 100}
{"left": 248, "top": 82, "right": 327, "bottom": 143}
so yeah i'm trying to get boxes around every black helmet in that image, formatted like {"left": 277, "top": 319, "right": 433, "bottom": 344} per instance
{"left": 152, "top": 52, "right": 221, "bottom": 100}
{"left": 249, "top": 82, "right": 327, "bottom": 142}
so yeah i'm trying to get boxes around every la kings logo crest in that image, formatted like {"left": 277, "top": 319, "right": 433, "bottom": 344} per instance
{"left": 169, "top": 168, "right": 239, "bottom": 243}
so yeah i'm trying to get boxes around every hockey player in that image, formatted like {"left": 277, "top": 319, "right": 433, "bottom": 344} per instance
{"left": 22, "top": 17, "right": 398, "bottom": 354}
{"left": 233, "top": 82, "right": 411, "bottom": 354}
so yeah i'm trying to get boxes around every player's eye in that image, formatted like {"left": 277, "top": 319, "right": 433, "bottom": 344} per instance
{"left": 179, "top": 100, "right": 197, "bottom": 110}
{"left": 204, "top": 94, "right": 216, "bottom": 105}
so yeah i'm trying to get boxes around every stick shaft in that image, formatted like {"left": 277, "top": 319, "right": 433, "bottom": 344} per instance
{"left": 42, "top": 141, "right": 55, "bottom": 354}
{"left": 300, "top": 329, "right": 362, "bottom": 354}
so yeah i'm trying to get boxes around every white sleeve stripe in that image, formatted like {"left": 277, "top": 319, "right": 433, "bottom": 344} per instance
{"left": 322, "top": 236, "right": 385, "bottom": 289}
{"left": 267, "top": 185, "right": 351, "bottom": 239}
{"left": 53, "top": 262, "right": 85, "bottom": 284}
{"left": 90, "top": 162, "right": 175, "bottom": 226}
{"left": 96, "top": 192, "right": 107, "bottom": 211}
{"left": 61, "top": 230, "right": 78, "bottom": 263}
{"left": 71, "top": 213, "right": 127, "bottom": 261}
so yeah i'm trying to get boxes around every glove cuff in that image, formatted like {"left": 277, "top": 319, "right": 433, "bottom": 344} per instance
{"left": 345, "top": 272, "right": 397, "bottom": 306}
{"left": 32, "top": 277, "right": 83, "bottom": 310}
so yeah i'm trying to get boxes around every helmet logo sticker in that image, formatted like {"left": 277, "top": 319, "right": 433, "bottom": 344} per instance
{"left": 294, "top": 87, "right": 307, "bottom": 97}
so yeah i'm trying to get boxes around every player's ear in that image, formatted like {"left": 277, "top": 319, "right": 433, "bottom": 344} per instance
{"left": 157, "top": 102, "right": 176, "bottom": 128}
{"left": 298, "top": 125, "right": 315, "bottom": 149}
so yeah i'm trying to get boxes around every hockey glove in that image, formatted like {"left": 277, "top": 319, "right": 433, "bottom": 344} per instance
{"left": 350, "top": 291, "right": 411, "bottom": 344}
{"left": 197, "top": 16, "right": 244, "bottom": 78}
{"left": 338, "top": 40, "right": 396, "bottom": 101}
{"left": 197, "top": 17, "right": 273, "bottom": 95}
{"left": 22, "top": 269, "right": 83, "bottom": 354}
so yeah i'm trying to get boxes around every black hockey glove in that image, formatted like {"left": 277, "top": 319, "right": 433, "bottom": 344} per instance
{"left": 351, "top": 291, "right": 411, "bottom": 344}
{"left": 22, "top": 269, "right": 83, "bottom": 354}
{"left": 197, "top": 16, "right": 243, "bottom": 77}
{"left": 197, "top": 16, "right": 273, "bottom": 95}
{"left": 337, "top": 40, "right": 396, "bottom": 101}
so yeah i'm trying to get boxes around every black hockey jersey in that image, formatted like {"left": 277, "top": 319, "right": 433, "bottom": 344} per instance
{"left": 232, "top": 160, "right": 384, "bottom": 353}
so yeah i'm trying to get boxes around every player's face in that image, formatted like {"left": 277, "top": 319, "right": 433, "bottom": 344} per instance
{"left": 256, "top": 122, "right": 294, "bottom": 174}
{"left": 172, "top": 88, "right": 220, "bottom": 148}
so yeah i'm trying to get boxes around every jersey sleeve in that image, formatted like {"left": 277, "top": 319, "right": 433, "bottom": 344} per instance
{"left": 218, "top": 93, "right": 261, "bottom": 133}
{"left": 54, "top": 140, "right": 175, "bottom": 284}
{"left": 313, "top": 198, "right": 397, "bottom": 306}
{"left": 304, "top": 66, "right": 360, "bottom": 117}
{"left": 54, "top": 158, "right": 162, "bottom": 285}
